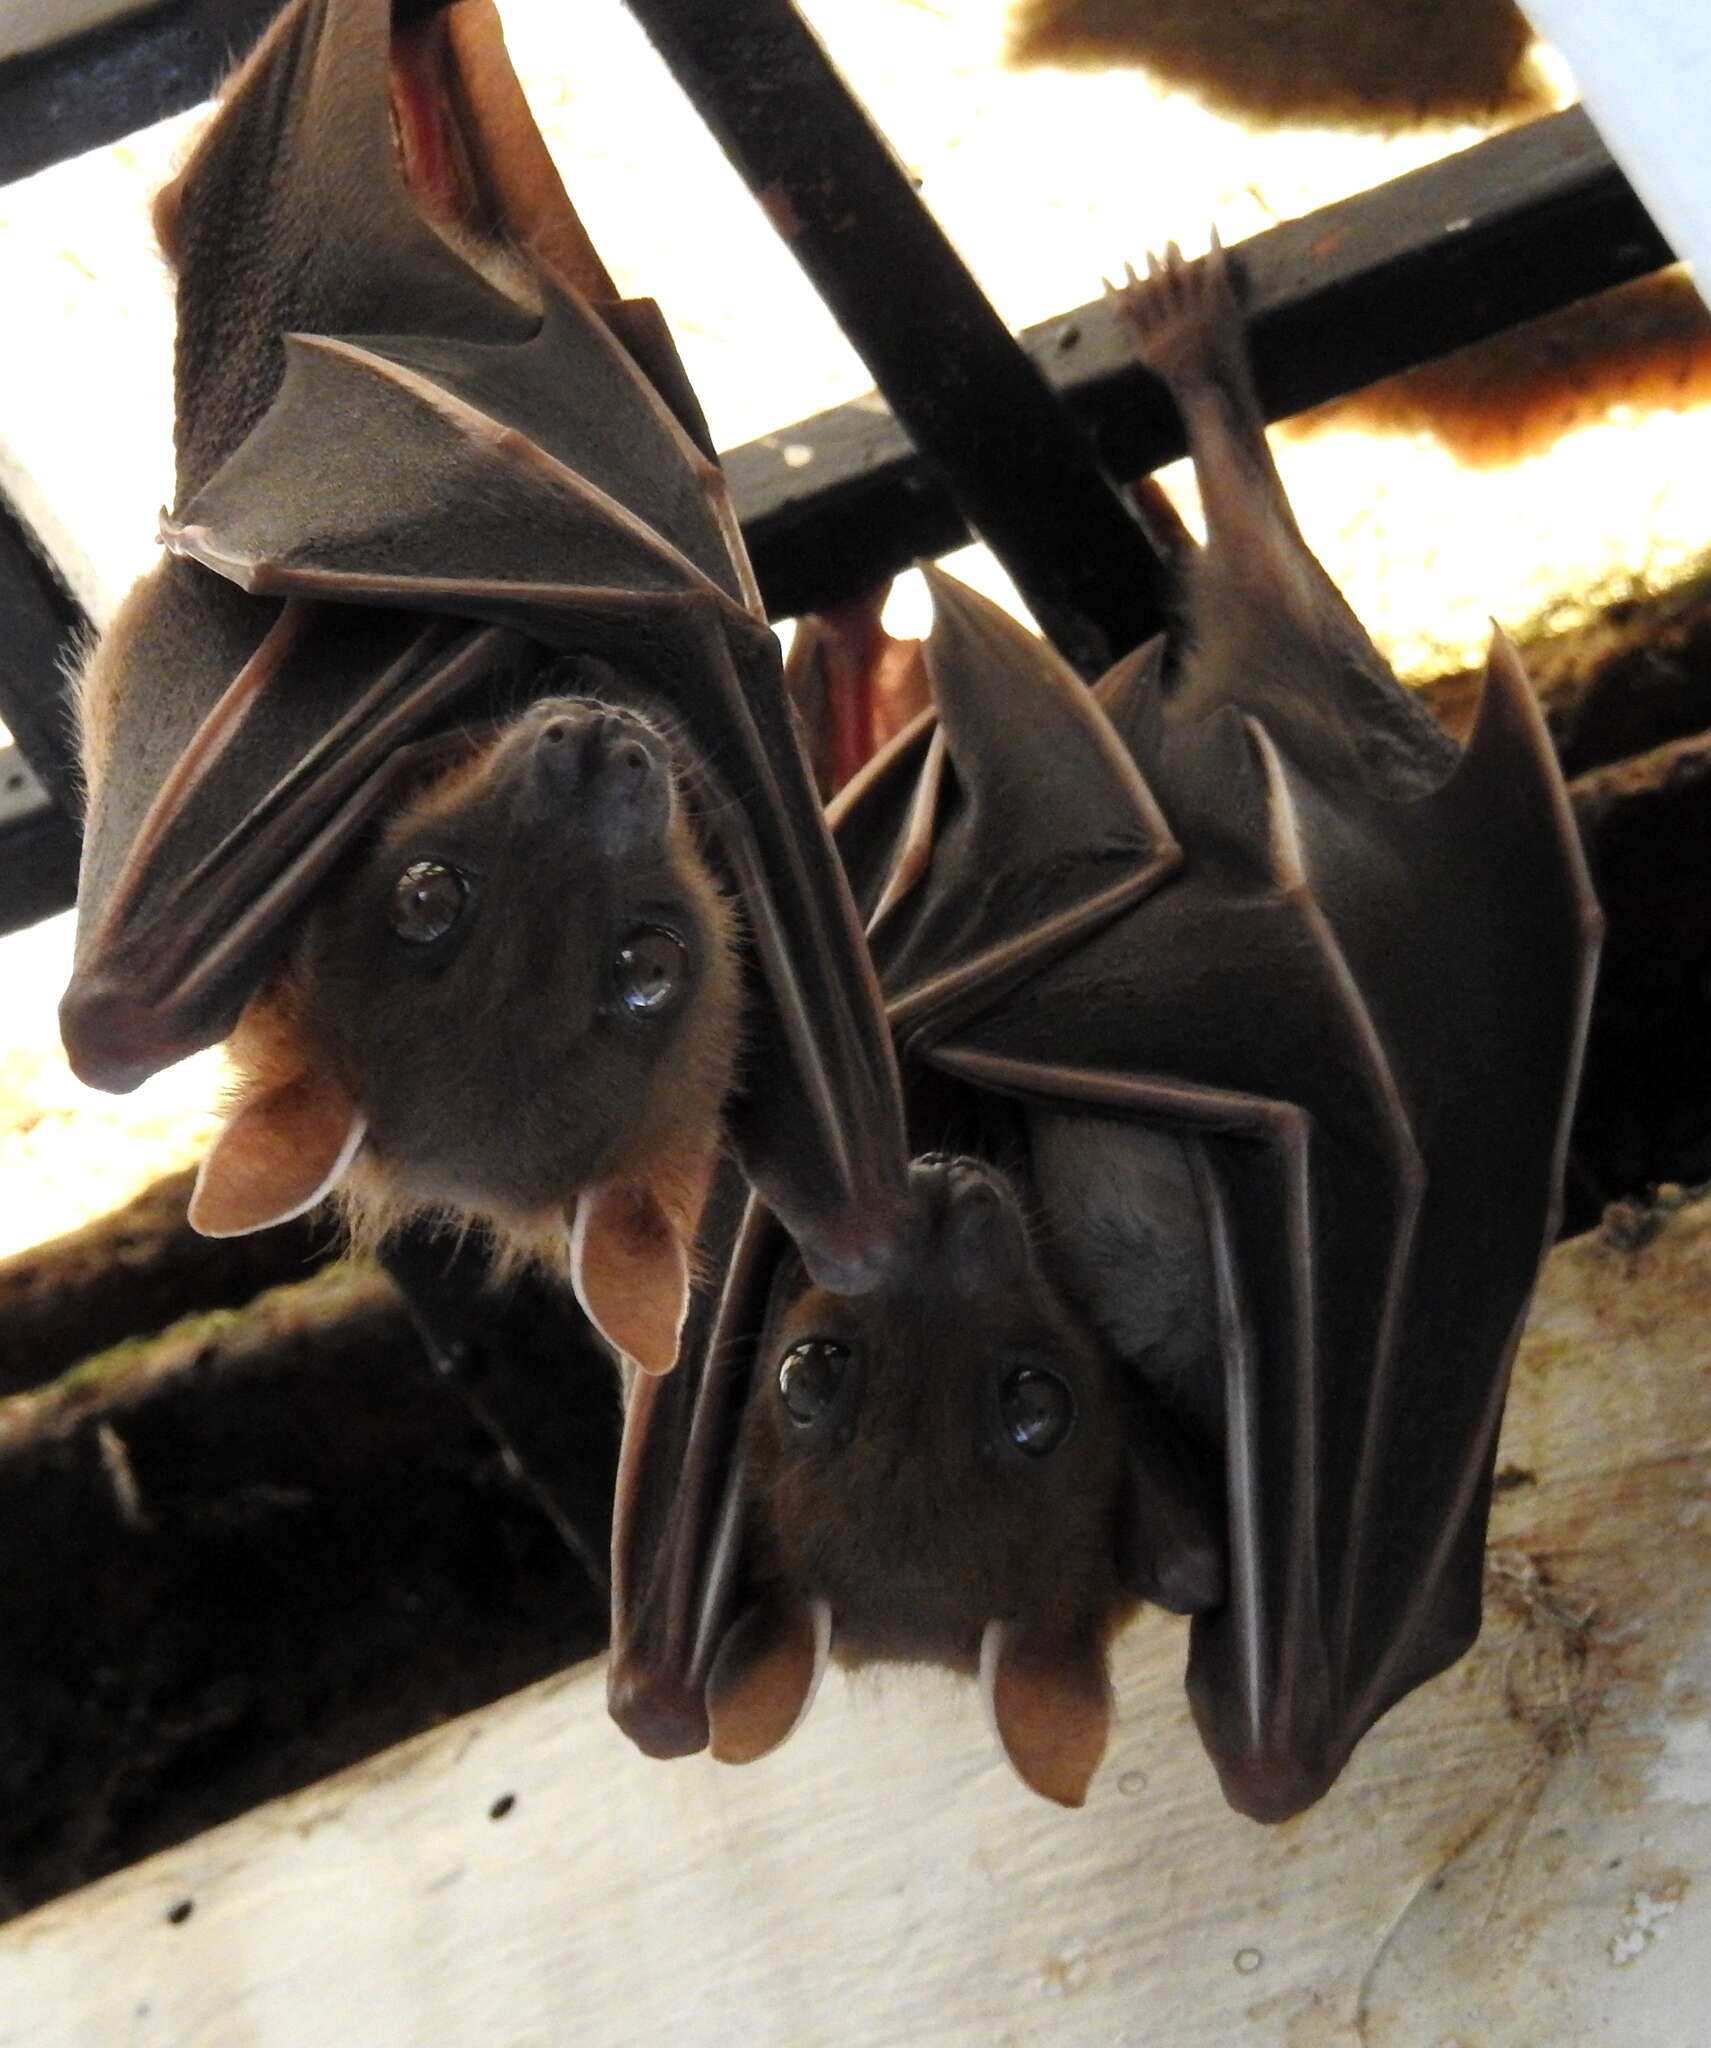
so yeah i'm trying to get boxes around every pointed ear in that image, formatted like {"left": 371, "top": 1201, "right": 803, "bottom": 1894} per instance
{"left": 189, "top": 1070, "right": 365, "bottom": 1237}
{"left": 706, "top": 1597, "right": 831, "bottom": 1764}
{"left": 568, "top": 1146, "right": 714, "bottom": 1375}
{"left": 980, "top": 1620, "right": 1112, "bottom": 1808}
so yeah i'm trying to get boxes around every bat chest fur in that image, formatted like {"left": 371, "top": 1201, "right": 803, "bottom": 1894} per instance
{"left": 1026, "top": 1112, "right": 1221, "bottom": 1431}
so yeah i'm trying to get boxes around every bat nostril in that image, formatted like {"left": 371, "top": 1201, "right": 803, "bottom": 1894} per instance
{"left": 539, "top": 719, "right": 571, "bottom": 747}
{"left": 617, "top": 739, "right": 651, "bottom": 779}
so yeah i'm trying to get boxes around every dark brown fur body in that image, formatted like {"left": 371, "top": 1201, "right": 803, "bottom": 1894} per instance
{"left": 742, "top": 1162, "right": 1138, "bottom": 1676}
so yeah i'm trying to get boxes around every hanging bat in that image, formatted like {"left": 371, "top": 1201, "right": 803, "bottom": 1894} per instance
{"left": 57, "top": 0, "right": 909, "bottom": 1367}
{"left": 606, "top": 242, "right": 1601, "bottom": 1818}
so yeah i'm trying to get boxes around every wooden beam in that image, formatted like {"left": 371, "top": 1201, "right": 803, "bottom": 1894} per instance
{"left": 1522, "top": 0, "right": 1711, "bottom": 299}
{"left": 4, "top": 1197, "right": 1706, "bottom": 2039}
{"left": 0, "top": 1256, "right": 616, "bottom": 1923}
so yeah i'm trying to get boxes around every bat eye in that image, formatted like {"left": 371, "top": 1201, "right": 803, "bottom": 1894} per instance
{"left": 778, "top": 1340, "right": 852, "bottom": 1426}
{"left": 389, "top": 860, "right": 468, "bottom": 943}
{"left": 615, "top": 926, "right": 690, "bottom": 1016}
{"left": 1000, "top": 1367, "right": 1075, "bottom": 1456}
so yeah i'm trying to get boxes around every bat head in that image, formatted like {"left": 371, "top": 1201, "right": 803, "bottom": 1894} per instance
{"left": 701, "top": 1157, "right": 1223, "bottom": 1806}
{"left": 188, "top": 691, "right": 740, "bottom": 1375}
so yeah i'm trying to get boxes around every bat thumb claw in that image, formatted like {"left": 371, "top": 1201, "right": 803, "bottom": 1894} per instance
{"left": 607, "top": 1659, "right": 711, "bottom": 1759}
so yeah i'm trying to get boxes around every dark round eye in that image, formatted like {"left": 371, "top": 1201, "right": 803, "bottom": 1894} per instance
{"left": 778, "top": 1340, "right": 852, "bottom": 1426}
{"left": 1000, "top": 1367, "right": 1075, "bottom": 1456}
{"left": 389, "top": 860, "right": 468, "bottom": 943}
{"left": 615, "top": 926, "right": 690, "bottom": 1016}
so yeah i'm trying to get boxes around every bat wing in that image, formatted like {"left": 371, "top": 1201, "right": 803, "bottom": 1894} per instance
{"left": 62, "top": 0, "right": 906, "bottom": 1285}
{"left": 858, "top": 568, "right": 1182, "bottom": 1037}
{"left": 928, "top": 623, "right": 1599, "bottom": 1818}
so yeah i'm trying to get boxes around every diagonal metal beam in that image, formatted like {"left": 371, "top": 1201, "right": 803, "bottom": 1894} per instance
{"left": 0, "top": 0, "right": 286, "bottom": 188}
{"left": 0, "top": 489, "right": 88, "bottom": 815}
{"left": 0, "top": 747, "right": 79, "bottom": 938}
{"left": 0, "top": 82, "right": 1676, "bottom": 936}
{"left": 624, "top": 0, "right": 1173, "bottom": 679}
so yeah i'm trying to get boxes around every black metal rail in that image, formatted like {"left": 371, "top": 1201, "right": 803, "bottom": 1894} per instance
{"left": 1, "top": 493, "right": 87, "bottom": 938}
{"left": 0, "top": 747, "right": 79, "bottom": 936}
{"left": 625, "top": 0, "right": 1174, "bottom": 679}
{"left": 0, "top": 491, "right": 87, "bottom": 814}
{"left": 0, "top": 0, "right": 286, "bottom": 187}
{"left": 0, "top": 1, "right": 1677, "bottom": 935}
{"left": 732, "top": 106, "right": 1672, "bottom": 617}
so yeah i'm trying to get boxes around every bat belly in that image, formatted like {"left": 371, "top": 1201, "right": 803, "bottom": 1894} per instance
{"left": 1025, "top": 1110, "right": 1221, "bottom": 1433}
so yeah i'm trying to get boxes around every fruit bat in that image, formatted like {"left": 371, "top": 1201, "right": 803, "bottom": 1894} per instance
{"left": 57, "top": 0, "right": 908, "bottom": 1365}
{"left": 606, "top": 243, "right": 1601, "bottom": 1819}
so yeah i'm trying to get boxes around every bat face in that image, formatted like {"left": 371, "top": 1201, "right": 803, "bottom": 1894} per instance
{"left": 191, "top": 693, "right": 739, "bottom": 1374}
{"left": 698, "top": 1156, "right": 1222, "bottom": 1805}
{"left": 748, "top": 1158, "right": 1130, "bottom": 1666}
{"left": 290, "top": 696, "right": 735, "bottom": 1218}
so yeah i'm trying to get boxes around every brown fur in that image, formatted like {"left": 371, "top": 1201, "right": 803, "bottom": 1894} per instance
{"left": 224, "top": 716, "right": 741, "bottom": 1282}
{"left": 1006, "top": 0, "right": 1550, "bottom": 133}
{"left": 737, "top": 1163, "right": 1136, "bottom": 1676}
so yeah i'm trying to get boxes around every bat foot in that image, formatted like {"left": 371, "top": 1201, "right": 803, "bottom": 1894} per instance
{"left": 1109, "top": 233, "right": 1249, "bottom": 398}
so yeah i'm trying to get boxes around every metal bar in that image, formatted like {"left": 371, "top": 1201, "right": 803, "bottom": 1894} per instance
{"left": 623, "top": 0, "right": 1172, "bottom": 679}
{"left": 0, "top": 749, "right": 79, "bottom": 938}
{"left": 0, "top": 0, "right": 284, "bottom": 188}
{"left": 732, "top": 106, "right": 1674, "bottom": 619}
{"left": 0, "top": 105, "right": 1676, "bottom": 934}
{"left": 0, "top": 491, "right": 89, "bottom": 815}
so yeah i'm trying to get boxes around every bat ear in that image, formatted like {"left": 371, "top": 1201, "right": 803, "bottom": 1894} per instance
{"left": 568, "top": 1150, "right": 715, "bottom": 1375}
{"left": 705, "top": 1597, "right": 832, "bottom": 1763}
{"left": 980, "top": 1619, "right": 1112, "bottom": 1808}
{"left": 188, "top": 1070, "right": 365, "bottom": 1237}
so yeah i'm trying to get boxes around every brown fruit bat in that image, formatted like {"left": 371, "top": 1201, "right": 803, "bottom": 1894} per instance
{"left": 606, "top": 242, "right": 1601, "bottom": 1818}
{"left": 58, "top": 0, "right": 909, "bottom": 1367}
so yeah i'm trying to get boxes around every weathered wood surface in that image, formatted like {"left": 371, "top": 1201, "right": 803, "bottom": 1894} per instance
{"left": 0, "top": 1167, "right": 333, "bottom": 1397}
{"left": 2, "top": 1195, "right": 1706, "bottom": 2046}
{"left": 0, "top": 1260, "right": 615, "bottom": 1922}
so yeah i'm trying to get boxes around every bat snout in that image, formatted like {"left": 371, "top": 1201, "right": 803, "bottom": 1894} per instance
{"left": 912, "top": 1156, "right": 1031, "bottom": 1294}
{"left": 514, "top": 701, "right": 673, "bottom": 847}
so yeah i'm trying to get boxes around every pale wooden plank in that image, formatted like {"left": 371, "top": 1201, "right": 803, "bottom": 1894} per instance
{"left": 2, "top": 1201, "right": 1708, "bottom": 2047}
{"left": 1524, "top": 0, "right": 1711, "bottom": 291}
